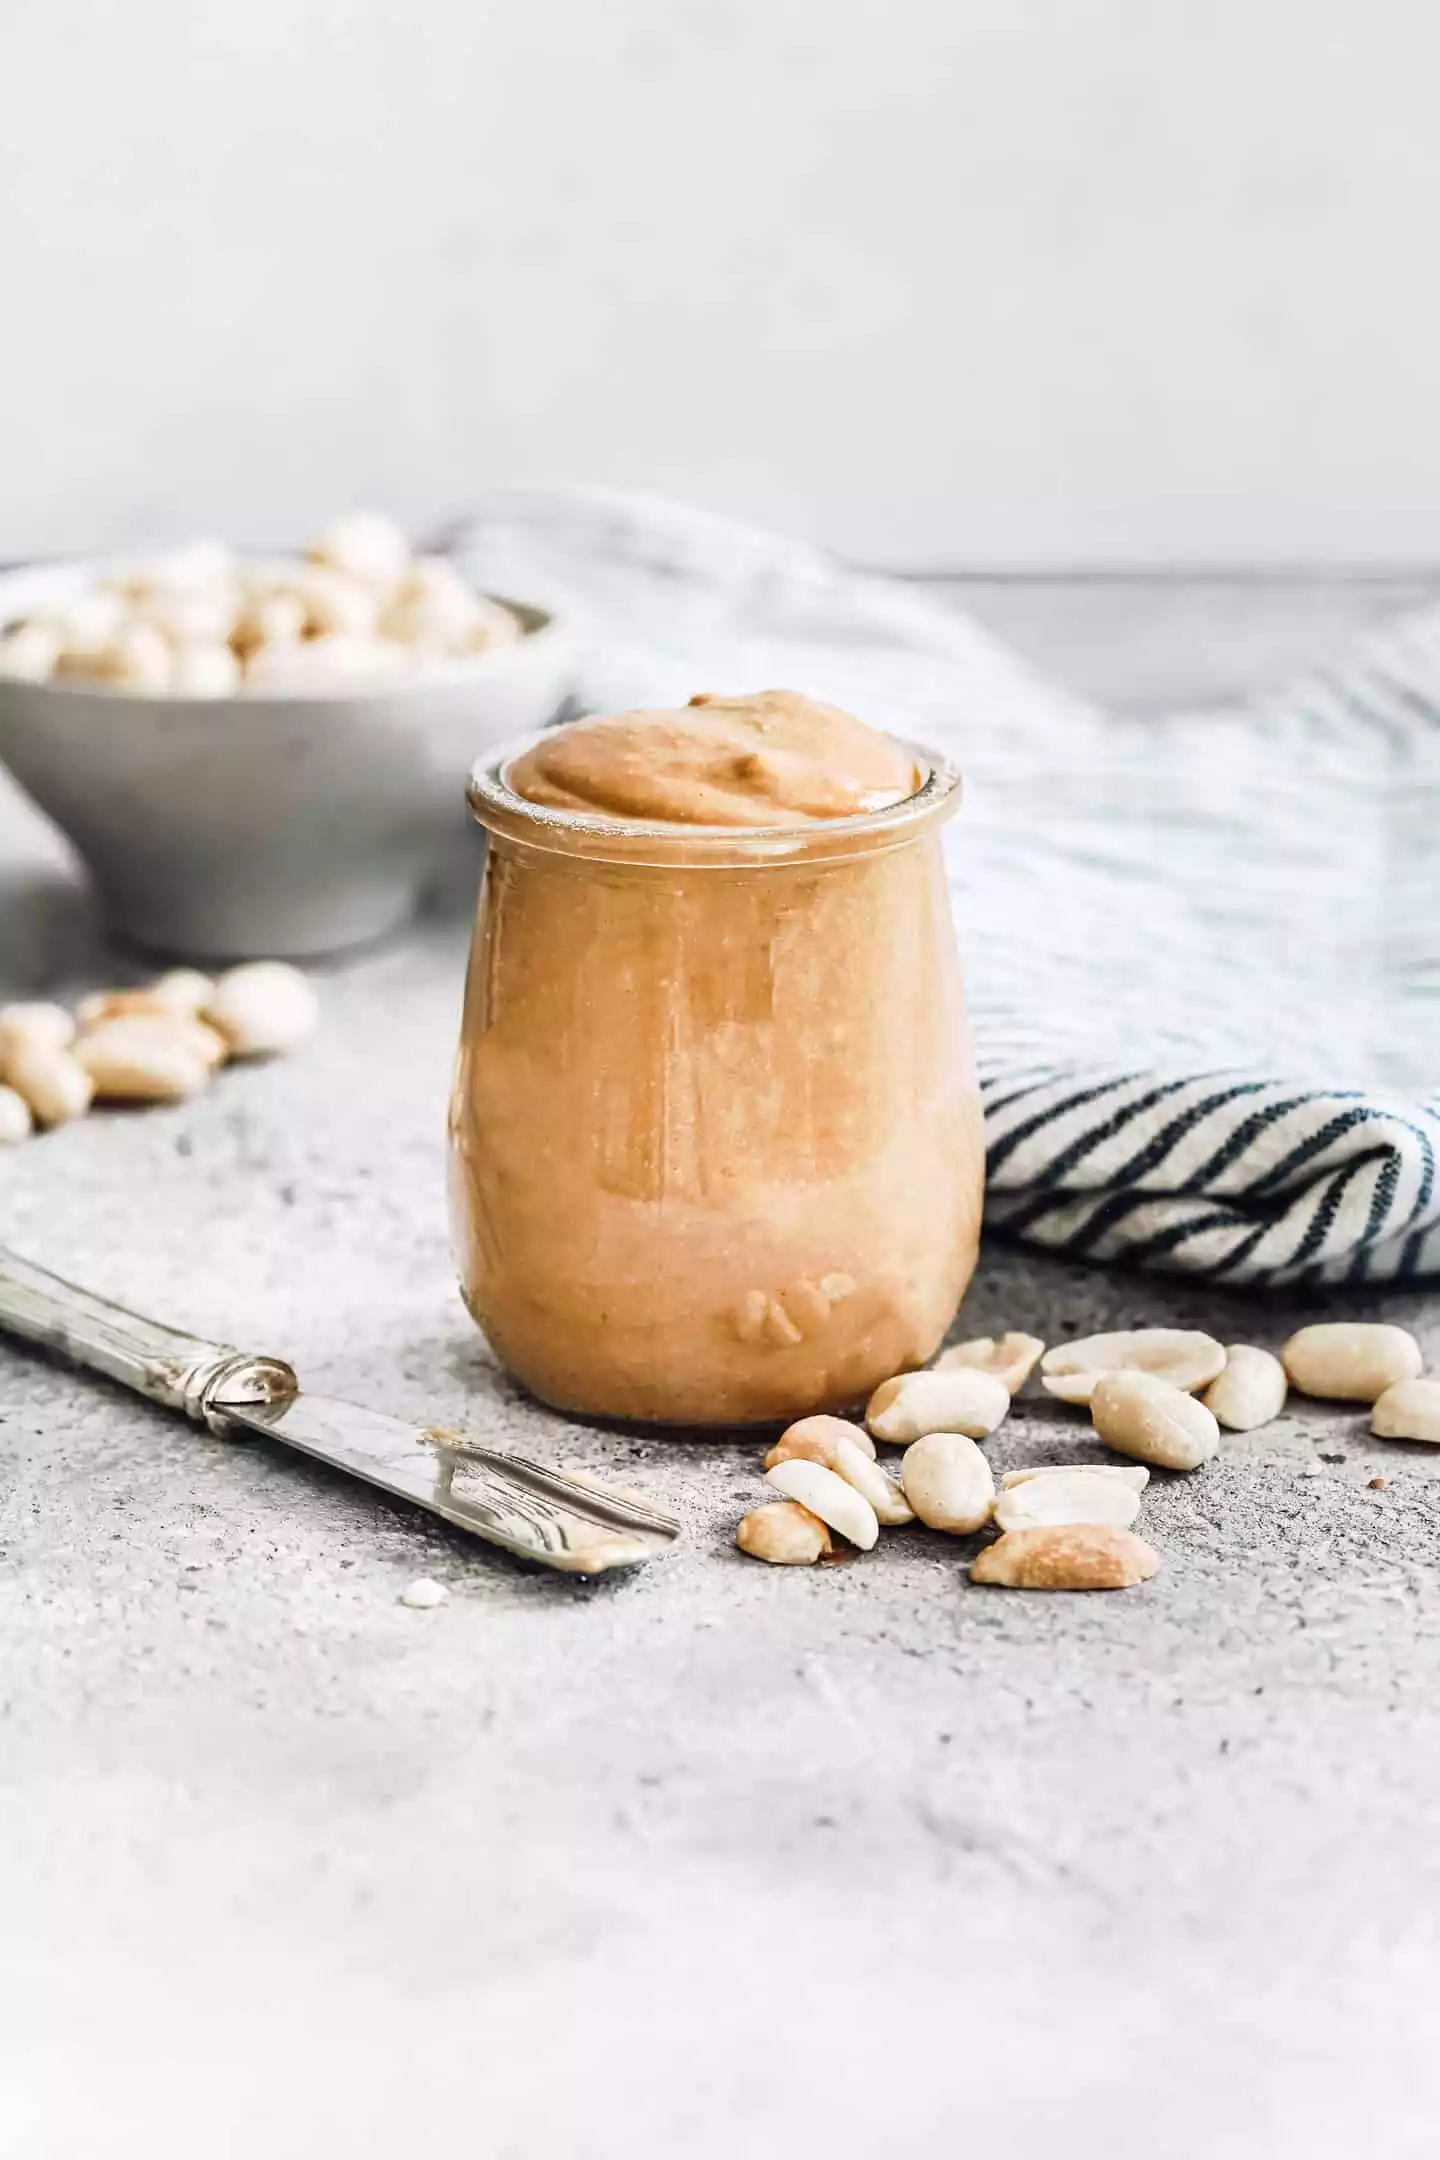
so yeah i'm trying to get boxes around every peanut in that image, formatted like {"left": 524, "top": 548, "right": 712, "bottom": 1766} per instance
{"left": 993, "top": 1469, "right": 1141, "bottom": 1534}
{"left": 0, "top": 621, "right": 61, "bottom": 681}
{"left": 736, "top": 1500, "right": 832, "bottom": 1565}
{"left": 57, "top": 621, "right": 174, "bottom": 693}
{"left": 971, "top": 1525, "right": 1161, "bottom": 1591}
{"left": 830, "top": 1433, "right": 915, "bottom": 1526}
{"left": 464, "top": 598, "right": 521, "bottom": 652}
{"left": 935, "top": 1332, "right": 1045, "bottom": 1395}
{"left": 0, "top": 1001, "right": 75, "bottom": 1072}
{"left": 231, "top": 589, "right": 308, "bottom": 656}
{"left": 378, "top": 568, "right": 488, "bottom": 653}
{"left": 764, "top": 1415, "right": 876, "bottom": 1470}
{"left": 899, "top": 1432, "right": 995, "bottom": 1534}
{"left": 0, "top": 1085, "right": 34, "bottom": 1143}
{"left": 1090, "top": 1371, "right": 1219, "bottom": 1472}
{"left": 1370, "top": 1378, "right": 1440, "bottom": 1445}
{"left": 241, "top": 633, "right": 407, "bottom": 692}
{"left": 7, "top": 1043, "right": 93, "bottom": 1127}
{"left": 287, "top": 564, "right": 382, "bottom": 640}
{"left": 203, "top": 962, "right": 319, "bottom": 1057}
{"left": 169, "top": 642, "right": 242, "bottom": 697}
{"left": 110, "top": 541, "right": 236, "bottom": 598}
{"left": 150, "top": 969, "right": 216, "bottom": 1015}
{"left": 136, "top": 588, "right": 238, "bottom": 648}
{"left": 1282, "top": 1323, "right": 1423, "bottom": 1404}
{"left": 1041, "top": 1329, "right": 1226, "bottom": 1404}
{"left": 1000, "top": 1462, "right": 1149, "bottom": 1493}
{"left": 307, "top": 512, "right": 410, "bottom": 589}
{"left": 74, "top": 1018, "right": 213, "bottom": 1103}
{"left": 36, "top": 588, "right": 127, "bottom": 655}
{"left": 1202, "top": 1345, "right": 1287, "bottom": 1432}
{"left": 79, "top": 988, "right": 183, "bottom": 1027}
{"left": 765, "top": 1459, "right": 879, "bottom": 1550}
{"left": 867, "top": 1368, "right": 1010, "bottom": 1444}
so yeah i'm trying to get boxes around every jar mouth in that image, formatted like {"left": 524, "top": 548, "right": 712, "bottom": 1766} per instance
{"left": 467, "top": 726, "right": 962, "bottom": 866}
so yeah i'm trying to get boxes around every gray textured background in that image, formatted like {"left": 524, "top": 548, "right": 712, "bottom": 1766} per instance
{"left": 3, "top": 582, "right": 1439, "bottom": 2157}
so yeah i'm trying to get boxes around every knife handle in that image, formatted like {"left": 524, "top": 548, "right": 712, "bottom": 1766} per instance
{"left": 0, "top": 1244, "right": 297, "bottom": 1427}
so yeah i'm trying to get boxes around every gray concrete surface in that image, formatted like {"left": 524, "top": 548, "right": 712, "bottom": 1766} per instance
{"left": 3, "top": 582, "right": 1439, "bottom": 2159}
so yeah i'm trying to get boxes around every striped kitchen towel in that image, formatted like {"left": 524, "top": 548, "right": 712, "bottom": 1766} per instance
{"left": 457, "top": 489, "right": 1440, "bottom": 1288}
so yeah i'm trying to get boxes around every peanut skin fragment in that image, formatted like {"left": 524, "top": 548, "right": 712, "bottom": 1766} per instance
{"left": 970, "top": 1524, "right": 1161, "bottom": 1591}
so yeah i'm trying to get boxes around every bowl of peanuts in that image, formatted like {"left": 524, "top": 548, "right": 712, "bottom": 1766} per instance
{"left": 0, "top": 514, "right": 572, "bottom": 959}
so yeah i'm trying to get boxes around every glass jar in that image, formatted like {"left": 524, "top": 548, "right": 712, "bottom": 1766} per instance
{"left": 450, "top": 734, "right": 984, "bottom": 1426}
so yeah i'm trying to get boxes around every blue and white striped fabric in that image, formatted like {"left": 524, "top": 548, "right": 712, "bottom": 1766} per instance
{"left": 458, "top": 490, "right": 1440, "bottom": 1288}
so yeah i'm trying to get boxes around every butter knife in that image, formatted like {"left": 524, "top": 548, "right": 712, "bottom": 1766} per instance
{"left": 0, "top": 1245, "right": 680, "bottom": 1574}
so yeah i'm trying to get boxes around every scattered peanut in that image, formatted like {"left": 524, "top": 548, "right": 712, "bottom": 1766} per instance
{"left": 992, "top": 1469, "right": 1142, "bottom": 1535}
{"left": 1282, "top": 1323, "right": 1423, "bottom": 1404}
{"left": 0, "top": 1085, "right": 34, "bottom": 1143}
{"left": 0, "top": 1001, "right": 75, "bottom": 1069}
{"left": 736, "top": 1500, "right": 832, "bottom": 1565}
{"left": 899, "top": 1432, "right": 995, "bottom": 1534}
{"left": 935, "top": 1331, "right": 1045, "bottom": 1395}
{"left": 765, "top": 1458, "right": 880, "bottom": 1549}
{"left": 971, "top": 1525, "right": 1161, "bottom": 1591}
{"left": 174, "top": 1018, "right": 229, "bottom": 1069}
{"left": 1370, "top": 1377, "right": 1440, "bottom": 1445}
{"left": 7, "top": 1043, "right": 93, "bottom": 1127}
{"left": 78, "top": 988, "right": 187, "bottom": 1027}
{"left": 867, "top": 1367, "right": 1010, "bottom": 1444}
{"left": 831, "top": 1433, "right": 915, "bottom": 1526}
{"left": 0, "top": 966, "right": 311, "bottom": 1140}
{"left": 203, "top": 961, "right": 320, "bottom": 1057}
{"left": 1040, "top": 1328, "right": 1226, "bottom": 1405}
{"left": 151, "top": 969, "right": 216, "bottom": 1014}
{"left": 1090, "top": 1370, "right": 1220, "bottom": 1472}
{"left": 1000, "top": 1462, "right": 1149, "bottom": 1493}
{"left": 765, "top": 1414, "right": 875, "bottom": 1471}
{"left": 74, "top": 1018, "right": 214, "bottom": 1104}
{"left": 1202, "top": 1344, "right": 1288, "bottom": 1432}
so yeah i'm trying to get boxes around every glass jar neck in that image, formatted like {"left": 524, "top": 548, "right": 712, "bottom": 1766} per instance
{"left": 467, "top": 730, "right": 962, "bottom": 869}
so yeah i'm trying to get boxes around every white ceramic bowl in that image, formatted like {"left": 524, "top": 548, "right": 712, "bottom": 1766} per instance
{"left": 0, "top": 559, "right": 574, "bottom": 959}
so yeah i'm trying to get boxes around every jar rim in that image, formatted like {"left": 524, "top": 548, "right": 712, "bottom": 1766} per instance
{"left": 466, "top": 725, "right": 962, "bottom": 867}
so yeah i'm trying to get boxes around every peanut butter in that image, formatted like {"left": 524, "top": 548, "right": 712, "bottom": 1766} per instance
{"left": 450, "top": 691, "right": 983, "bottom": 1426}
{"left": 506, "top": 690, "right": 918, "bottom": 826}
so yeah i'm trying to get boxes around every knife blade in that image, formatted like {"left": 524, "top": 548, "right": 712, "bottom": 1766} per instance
{"left": 216, "top": 1382, "right": 681, "bottom": 1572}
{"left": 0, "top": 1244, "right": 681, "bottom": 1575}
